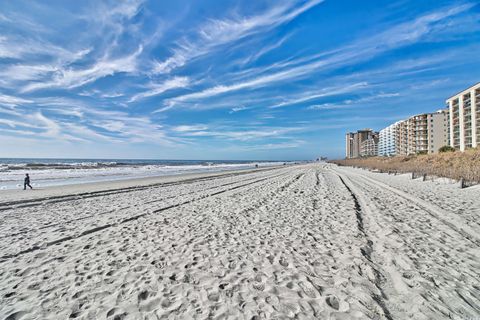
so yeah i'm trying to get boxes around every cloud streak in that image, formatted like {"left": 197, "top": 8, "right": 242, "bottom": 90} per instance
{"left": 163, "top": 3, "right": 473, "bottom": 109}
{"left": 22, "top": 46, "right": 143, "bottom": 92}
{"left": 152, "top": 0, "right": 323, "bottom": 74}
{"left": 129, "top": 76, "right": 189, "bottom": 102}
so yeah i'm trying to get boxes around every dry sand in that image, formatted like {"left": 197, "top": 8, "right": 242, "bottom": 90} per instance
{"left": 0, "top": 164, "right": 479, "bottom": 319}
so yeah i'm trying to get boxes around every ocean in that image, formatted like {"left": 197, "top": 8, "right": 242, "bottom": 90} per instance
{"left": 0, "top": 158, "right": 286, "bottom": 190}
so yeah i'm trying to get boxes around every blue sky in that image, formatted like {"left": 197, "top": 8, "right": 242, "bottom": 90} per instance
{"left": 0, "top": 0, "right": 479, "bottom": 160}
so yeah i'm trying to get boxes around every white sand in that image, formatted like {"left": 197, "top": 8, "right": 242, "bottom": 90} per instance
{"left": 0, "top": 164, "right": 479, "bottom": 319}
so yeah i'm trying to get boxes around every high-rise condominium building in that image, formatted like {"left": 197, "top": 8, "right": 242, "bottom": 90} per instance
{"left": 392, "top": 110, "right": 448, "bottom": 156}
{"left": 413, "top": 111, "right": 449, "bottom": 154}
{"left": 378, "top": 122, "right": 399, "bottom": 156}
{"left": 345, "top": 129, "right": 378, "bottom": 158}
{"left": 395, "top": 120, "right": 409, "bottom": 155}
{"left": 345, "top": 132, "right": 355, "bottom": 159}
{"left": 360, "top": 136, "right": 379, "bottom": 157}
{"left": 446, "top": 82, "right": 480, "bottom": 151}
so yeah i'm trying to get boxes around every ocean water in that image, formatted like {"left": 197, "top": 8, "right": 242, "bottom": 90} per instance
{"left": 0, "top": 158, "right": 286, "bottom": 190}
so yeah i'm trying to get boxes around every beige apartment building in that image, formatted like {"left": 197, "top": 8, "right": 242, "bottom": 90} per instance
{"left": 394, "top": 110, "right": 448, "bottom": 156}
{"left": 395, "top": 120, "right": 409, "bottom": 155}
{"left": 360, "top": 137, "right": 378, "bottom": 157}
{"left": 446, "top": 82, "right": 480, "bottom": 151}
{"left": 345, "top": 129, "right": 378, "bottom": 158}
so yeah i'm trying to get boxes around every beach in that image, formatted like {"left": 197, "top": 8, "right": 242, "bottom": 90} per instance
{"left": 0, "top": 163, "right": 479, "bottom": 319}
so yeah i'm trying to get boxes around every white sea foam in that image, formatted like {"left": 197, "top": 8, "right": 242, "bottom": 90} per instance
{"left": 0, "top": 161, "right": 284, "bottom": 190}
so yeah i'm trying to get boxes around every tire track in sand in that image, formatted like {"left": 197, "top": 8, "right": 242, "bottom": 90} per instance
{"left": 337, "top": 168, "right": 479, "bottom": 245}
{"left": 333, "top": 167, "right": 480, "bottom": 319}
{"left": 337, "top": 175, "right": 394, "bottom": 320}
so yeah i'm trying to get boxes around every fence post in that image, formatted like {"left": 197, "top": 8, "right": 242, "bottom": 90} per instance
{"left": 422, "top": 173, "right": 427, "bottom": 181}
{"left": 460, "top": 178, "right": 466, "bottom": 189}
{"left": 411, "top": 172, "right": 415, "bottom": 179}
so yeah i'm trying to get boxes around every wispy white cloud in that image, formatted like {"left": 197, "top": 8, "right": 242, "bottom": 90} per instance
{"left": 241, "top": 140, "right": 305, "bottom": 150}
{"left": 0, "top": 34, "right": 73, "bottom": 60}
{"left": 162, "top": 2, "right": 473, "bottom": 110}
{"left": 172, "top": 124, "right": 209, "bottom": 132}
{"left": 152, "top": 0, "right": 323, "bottom": 74}
{"left": 129, "top": 76, "right": 190, "bottom": 102}
{"left": 78, "top": 89, "right": 124, "bottom": 98}
{"left": 306, "top": 92, "right": 400, "bottom": 110}
{"left": 0, "top": 13, "right": 10, "bottom": 22}
{"left": 101, "top": 0, "right": 144, "bottom": 20}
{"left": 369, "top": 3, "right": 476, "bottom": 49}
{"left": 0, "top": 93, "right": 33, "bottom": 107}
{"left": 22, "top": 46, "right": 143, "bottom": 92}
{"left": 0, "top": 0, "right": 147, "bottom": 94}
{"left": 175, "top": 126, "right": 303, "bottom": 142}
{"left": 229, "top": 106, "right": 248, "bottom": 114}
{"left": 239, "top": 32, "right": 294, "bottom": 66}
{"left": 0, "top": 94, "right": 186, "bottom": 145}
{"left": 62, "top": 122, "right": 119, "bottom": 142}
{"left": 34, "top": 112, "right": 61, "bottom": 138}
{"left": 269, "top": 82, "right": 369, "bottom": 108}
{"left": 199, "top": 1, "right": 321, "bottom": 43}
{"left": 100, "top": 92, "right": 125, "bottom": 98}
{"left": 0, "top": 111, "right": 87, "bottom": 142}
{"left": 0, "top": 118, "right": 25, "bottom": 128}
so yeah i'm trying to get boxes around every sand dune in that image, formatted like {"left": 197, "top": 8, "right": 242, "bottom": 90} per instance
{"left": 0, "top": 164, "right": 479, "bottom": 319}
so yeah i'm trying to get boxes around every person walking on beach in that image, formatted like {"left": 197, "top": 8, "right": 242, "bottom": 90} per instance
{"left": 24, "top": 173, "right": 33, "bottom": 190}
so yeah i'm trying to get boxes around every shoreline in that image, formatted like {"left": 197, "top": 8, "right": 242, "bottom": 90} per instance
{"left": 0, "top": 165, "right": 282, "bottom": 203}
{"left": 0, "top": 160, "right": 287, "bottom": 191}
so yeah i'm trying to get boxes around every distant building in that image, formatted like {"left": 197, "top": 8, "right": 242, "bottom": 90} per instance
{"left": 345, "top": 129, "right": 378, "bottom": 158}
{"left": 378, "top": 122, "right": 399, "bottom": 156}
{"left": 344, "top": 82, "right": 480, "bottom": 157}
{"left": 395, "top": 120, "right": 409, "bottom": 156}
{"left": 431, "top": 109, "right": 450, "bottom": 153}
{"left": 360, "top": 135, "right": 379, "bottom": 157}
{"left": 345, "top": 132, "right": 355, "bottom": 159}
{"left": 446, "top": 82, "right": 480, "bottom": 151}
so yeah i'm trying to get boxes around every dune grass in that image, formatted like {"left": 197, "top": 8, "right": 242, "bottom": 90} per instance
{"left": 331, "top": 147, "right": 480, "bottom": 184}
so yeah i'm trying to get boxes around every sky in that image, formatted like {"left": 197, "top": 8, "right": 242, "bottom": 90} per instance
{"left": 0, "top": 0, "right": 479, "bottom": 160}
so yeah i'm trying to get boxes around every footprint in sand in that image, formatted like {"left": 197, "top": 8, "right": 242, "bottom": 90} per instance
{"left": 160, "top": 297, "right": 171, "bottom": 308}
{"left": 253, "top": 282, "right": 265, "bottom": 291}
{"left": 208, "top": 291, "right": 220, "bottom": 302}
{"left": 228, "top": 261, "right": 236, "bottom": 270}
{"left": 326, "top": 295, "right": 340, "bottom": 310}
{"left": 137, "top": 290, "right": 150, "bottom": 302}
{"left": 106, "top": 308, "right": 127, "bottom": 319}
{"left": 279, "top": 257, "right": 289, "bottom": 267}
{"left": 218, "top": 283, "right": 228, "bottom": 290}
{"left": 5, "top": 311, "right": 28, "bottom": 320}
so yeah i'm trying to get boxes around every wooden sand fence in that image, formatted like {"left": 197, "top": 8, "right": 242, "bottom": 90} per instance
{"left": 331, "top": 149, "right": 480, "bottom": 189}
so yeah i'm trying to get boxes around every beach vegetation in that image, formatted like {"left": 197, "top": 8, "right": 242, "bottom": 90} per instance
{"left": 331, "top": 147, "right": 480, "bottom": 184}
